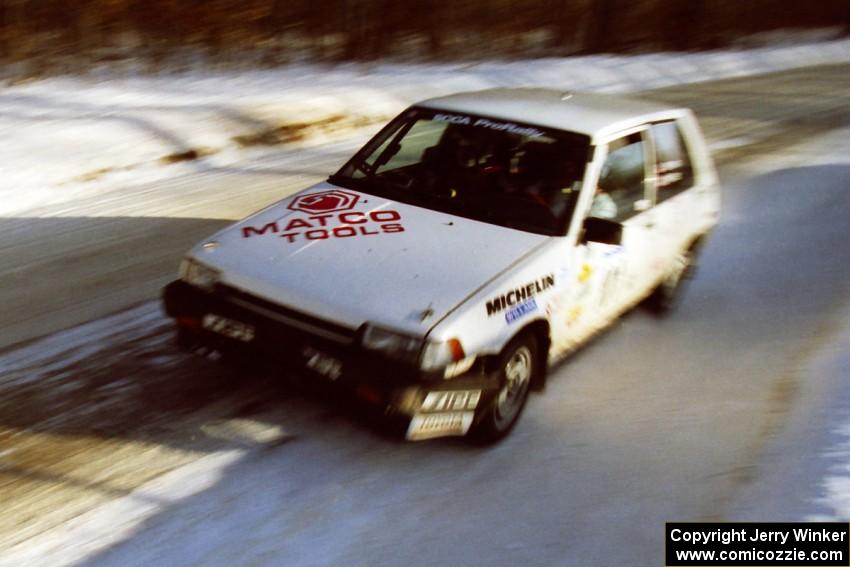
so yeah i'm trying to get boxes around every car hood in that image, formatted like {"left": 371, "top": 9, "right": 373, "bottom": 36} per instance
{"left": 194, "top": 182, "right": 548, "bottom": 335}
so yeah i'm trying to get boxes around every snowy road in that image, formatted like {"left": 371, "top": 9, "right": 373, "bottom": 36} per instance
{"left": 1, "top": 64, "right": 849, "bottom": 566}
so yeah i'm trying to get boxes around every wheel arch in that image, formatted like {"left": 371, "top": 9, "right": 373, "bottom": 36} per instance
{"left": 687, "top": 232, "right": 709, "bottom": 253}
{"left": 484, "top": 318, "right": 551, "bottom": 392}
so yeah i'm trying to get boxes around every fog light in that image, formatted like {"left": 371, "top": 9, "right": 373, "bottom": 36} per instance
{"left": 355, "top": 384, "right": 383, "bottom": 406}
{"left": 444, "top": 356, "right": 476, "bottom": 379}
{"left": 177, "top": 315, "right": 201, "bottom": 330}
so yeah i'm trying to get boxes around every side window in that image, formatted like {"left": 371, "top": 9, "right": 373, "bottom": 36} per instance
{"left": 650, "top": 121, "right": 694, "bottom": 202}
{"left": 591, "top": 132, "right": 647, "bottom": 222}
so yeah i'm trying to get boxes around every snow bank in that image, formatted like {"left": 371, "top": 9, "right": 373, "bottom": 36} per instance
{"left": 2, "top": 38, "right": 850, "bottom": 216}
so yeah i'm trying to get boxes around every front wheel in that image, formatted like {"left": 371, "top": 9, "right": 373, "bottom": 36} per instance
{"left": 471, "top": 335, "right": 537, "bottom": 444}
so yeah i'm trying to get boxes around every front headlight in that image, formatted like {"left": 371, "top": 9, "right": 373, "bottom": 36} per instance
{"left": 421, "top": 339, "right": 474, "bottom": 376}
{"left": 179, "top": 257, "right": 220, "bottom": 291}
{"left": 362, "top": 324, "right": 473, "bottom": 376}
{"left": 361, "top": 325, "right": 423, "bottom": 364}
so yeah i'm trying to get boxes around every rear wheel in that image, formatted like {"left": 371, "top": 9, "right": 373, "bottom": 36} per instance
{"left": 646, "top": 242, "right": 700, "bottom": 314}
{"left": 471, "top": 334, "right": 536, "bottom": 444}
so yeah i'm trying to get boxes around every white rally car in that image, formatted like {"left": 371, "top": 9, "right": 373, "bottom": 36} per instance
{"left": 163, "top": 89, "right": 720, "bottom": 442}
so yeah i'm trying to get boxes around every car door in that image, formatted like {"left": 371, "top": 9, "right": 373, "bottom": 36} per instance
{"left": 548, "top": 129, "right": 652, "bottom": 347}
{"left": 647, "top": 119, "right": 701, "bottom": 261}
{"left": 584, "top": 127, "right": 666, "bottom": 314}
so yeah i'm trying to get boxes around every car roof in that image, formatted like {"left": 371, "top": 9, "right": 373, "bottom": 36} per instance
{"left": 417, "top": 88, "right": 687, "bottom": 142}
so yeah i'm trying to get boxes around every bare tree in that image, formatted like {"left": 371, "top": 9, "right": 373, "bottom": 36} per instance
{"left": 584, "top": 0, "right": 615, "bottom": 53}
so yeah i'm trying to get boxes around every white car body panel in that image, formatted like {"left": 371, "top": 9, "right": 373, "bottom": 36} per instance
{"left": 189, "top": 182, "right": 547, "bottom": 336}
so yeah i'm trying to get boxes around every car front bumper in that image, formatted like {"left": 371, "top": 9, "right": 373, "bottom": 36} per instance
{"left": 162, "top": 280, "right": 499, "bottom": 440}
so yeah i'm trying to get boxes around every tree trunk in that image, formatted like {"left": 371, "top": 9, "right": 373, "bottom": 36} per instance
{"left": 584, "top": 0, "right": 614, "bottom": 53}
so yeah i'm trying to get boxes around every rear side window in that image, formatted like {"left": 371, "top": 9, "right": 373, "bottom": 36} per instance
{"left": 650, "top": 121, "right": 693, "bottom": 202}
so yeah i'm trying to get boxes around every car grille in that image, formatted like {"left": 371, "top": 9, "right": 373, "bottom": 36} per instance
{"left": 216, "top": 284, "right": 357, "bottom": 345}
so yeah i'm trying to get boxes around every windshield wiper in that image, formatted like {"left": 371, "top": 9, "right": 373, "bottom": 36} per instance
{"left": 330, "top": 174, "right": 492, "bottom": 226}
{"left": 329, "top": 172, "right": 405, "bottom": 203}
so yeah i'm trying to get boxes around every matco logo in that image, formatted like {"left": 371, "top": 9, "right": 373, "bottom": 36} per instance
{"left": 242, "top": 189, "right": 405, "bottom": 244}
{"left": 287, "top": 189, "right": 359, "bottom": 214}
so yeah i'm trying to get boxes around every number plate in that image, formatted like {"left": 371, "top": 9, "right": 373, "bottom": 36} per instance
{"left": 303, "top": 347, "right": 343, "bottom": 380}
{"left": 420, "top": 390, "right": 481, "bottom": 412}
{"left": 202, "top": 314, "right": 255, "bottom": 342}
{"left": 406, "top": 411, "right": 475, "bottom": 441}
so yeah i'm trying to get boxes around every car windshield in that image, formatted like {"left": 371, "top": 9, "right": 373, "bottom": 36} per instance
{"left": 330, "top": 108, "right": 591, "bottom": 236}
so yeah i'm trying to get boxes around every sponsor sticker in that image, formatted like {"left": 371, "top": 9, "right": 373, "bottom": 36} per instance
{"left": 241, "top": 191, "right": 405, "bottom": 244}
{"left": 420, "top": 390, "right": 481, "bottom": 413}
{"left": 202, "top": 314, "right": 255, "bottom": 342}
{"left": 287, "top": 189, "right": 359, "bottom": 214}
{"left": 567, "top": 305, "right": 582, "bottom": 326}
{"left": 432, "top": 113, "right": 545, "bottom": 138}
{"left": 485, "top": 274, "right": 555, "bottom": 317}
{"left": 505, "top": 298, "right": 538, "bottom": 324}
{"left": 406, "top": 411, "right": 475, "bottom": 441}
{"left": 303, "top": 347, "right": 342, "bottom": 380}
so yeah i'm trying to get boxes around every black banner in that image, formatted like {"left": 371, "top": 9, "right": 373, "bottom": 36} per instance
{"left": 666, "top": 522, "right": 850, "bottom": 566}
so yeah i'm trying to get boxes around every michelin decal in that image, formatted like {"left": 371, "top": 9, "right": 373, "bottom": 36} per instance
{"left": 486, "top": 274, "right": 555, "bottom": 317}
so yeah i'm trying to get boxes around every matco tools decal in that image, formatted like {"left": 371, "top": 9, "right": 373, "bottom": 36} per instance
{"left": 241, "top": 189, "right": 405, "bottom": 243}
{"left": 287, "top": 189, "right": 359, "bottom": 214}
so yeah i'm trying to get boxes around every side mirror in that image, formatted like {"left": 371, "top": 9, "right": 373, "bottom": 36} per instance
{"left": 582, "top": 217, "right": 622, "bottom": 246}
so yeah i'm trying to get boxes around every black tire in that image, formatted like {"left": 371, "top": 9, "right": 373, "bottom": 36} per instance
{"left": 470, "top": 334, "right": 537, "bottom": 444}
{"left": 645, "top": 244, "right": 698, "bottom": 315}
